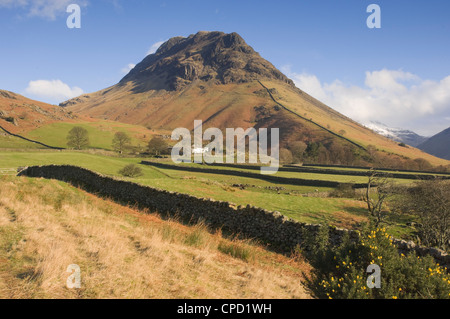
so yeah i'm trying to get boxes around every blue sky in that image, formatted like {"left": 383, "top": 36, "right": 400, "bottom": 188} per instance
{"left": 1, "top": 0, "right": 449, "bottom": 135}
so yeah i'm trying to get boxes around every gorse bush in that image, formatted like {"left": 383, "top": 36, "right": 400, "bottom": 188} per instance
{"left": 303, "top": 225, "right": 450, "bottom": 299}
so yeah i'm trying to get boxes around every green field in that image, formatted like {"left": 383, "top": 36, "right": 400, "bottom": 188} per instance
{"left": 153, "top": 161, "right": 416, "bottom": 185}
{"left": 0, "top": 150, "right": 419, "bottom": 238}
{"left": 22, "top": 121, "right": 152, "bottom": 150}
{"left": 0, "top": 151, "right": 370, "bottom": 225}
{"left": 303, "top": 164, "right": 450, "bottom": 177}
{"left": 0, "top": 135, "right": 43, "bottom": 149}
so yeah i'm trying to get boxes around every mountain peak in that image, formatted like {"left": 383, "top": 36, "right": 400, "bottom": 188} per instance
{"left": 120, "top": 31, "right": 295, "bottom": 91}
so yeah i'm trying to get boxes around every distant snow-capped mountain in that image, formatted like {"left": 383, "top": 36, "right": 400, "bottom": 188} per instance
{"left": 364, "top": 121, "right": 428, "bottom": 147}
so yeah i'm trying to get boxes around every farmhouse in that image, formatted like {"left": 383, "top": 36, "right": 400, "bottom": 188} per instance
{"left": 192, "top": 146, "right": 209, "bottom": 154}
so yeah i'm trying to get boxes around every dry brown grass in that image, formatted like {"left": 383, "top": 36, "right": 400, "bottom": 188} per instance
{"left": 0, "top": 176, "right": 311, "bottom": 299}
{"left": 0, "top": 91, "right": 80, "bottom": 135}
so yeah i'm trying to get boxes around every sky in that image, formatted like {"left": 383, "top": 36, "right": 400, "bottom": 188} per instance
{"left": 0, "top": 0, "right": 449, "bottom": 136}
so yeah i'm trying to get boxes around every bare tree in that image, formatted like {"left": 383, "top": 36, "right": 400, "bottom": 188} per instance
{"left": 363, "top": 169, "right": 396, "bottom": 227}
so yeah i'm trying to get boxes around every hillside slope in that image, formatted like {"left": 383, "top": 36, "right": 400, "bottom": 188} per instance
{"left": 0, "top": 90, "right": 162, "bottom": 150}
{"left": 0, "top": 176, "right": 310, "bottom": 299}
{"left": 0, "top": 90, "right": 77, "bottom": 135}
{"left": 60, "top": 31, "right": 449, "bottom": 167}
{"left": 417, "top": 127, "right": 450, "bottom": 160}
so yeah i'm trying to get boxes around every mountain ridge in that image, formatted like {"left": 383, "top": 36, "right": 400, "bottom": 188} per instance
{"left": 417, "top": 127, "right": 450, "bottom": 160}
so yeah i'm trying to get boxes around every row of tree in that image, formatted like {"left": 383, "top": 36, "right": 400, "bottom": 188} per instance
{"left": 280, "top": 139, "right": 449, "bottom": 172}
{"left": 66, "top": 127, "right": 449, "bottom": 172}
{"left": 66, "top": 126, "right": 170, "bottom": 155}
{"left": 280, "top": 140, "right": 358, "bottom": 166}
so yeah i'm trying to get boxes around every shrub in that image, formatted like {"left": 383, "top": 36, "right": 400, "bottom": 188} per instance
{"left": 329, "top": 183, "right": 356, "bottom": 198}
{"left": 303, "top": 225, "right": 450, "bottom": 299}
{"left": 414, "top": 158, "right": 432, "bottom": 171}
{"left": 118, "top": 164, "right": 143, "bottom": 178}
{"left": 394, "top": 179, "right": 450, "bottom": 250}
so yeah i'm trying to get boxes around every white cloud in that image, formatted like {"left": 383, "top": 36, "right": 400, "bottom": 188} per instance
{"left": 0, "top": 0, "right": 88, "bottom": 20}
{"left": 147, "top": 41, "right": 165, "bottom": 55}
{"left": 283, "top": 67, "right": 450, "bottom": 136}
{"left": 121, "top": 63, "right": 135, "bottom": 74}
{"left": 24, "top": 79, "right": 83, "bottom": 103}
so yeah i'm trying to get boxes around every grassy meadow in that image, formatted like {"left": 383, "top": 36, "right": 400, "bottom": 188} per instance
{"left": 23, "top": 120, "right": 156, "bottom": 150}
{"left": 0, "top": 135, "right": 42, "bottom": 150}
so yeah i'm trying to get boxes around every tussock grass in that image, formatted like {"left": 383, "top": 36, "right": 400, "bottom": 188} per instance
{"left": 184, "top": 223, "right": 209, "bottom": 248}
{"left": 217, "top": 240, "right": 254, "bottom": 262}
{"left": 0, "top": 176, "right": 311, "bottom": 299}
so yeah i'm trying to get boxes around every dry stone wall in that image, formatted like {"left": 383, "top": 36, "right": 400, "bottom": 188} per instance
{"left": 140, "top": 161, "right": 368, "bottom": 188}
{"left": 18, "top": 165, "right": 449, "bottom": 267}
